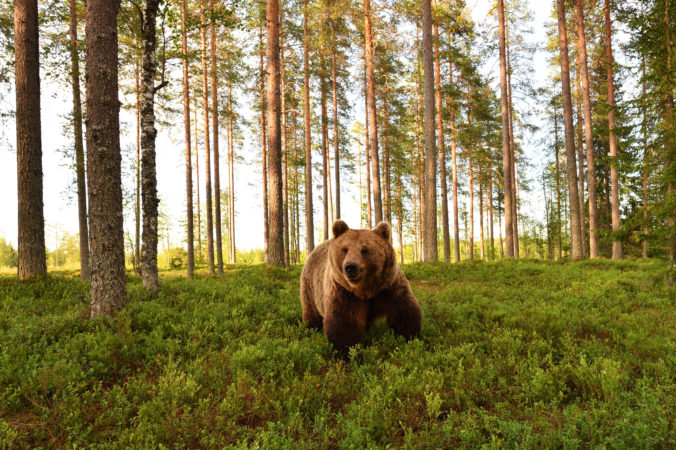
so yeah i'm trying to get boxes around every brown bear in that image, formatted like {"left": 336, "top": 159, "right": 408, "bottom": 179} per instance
{"left": 300, "top": 220, "right": 422, "bottom": 355}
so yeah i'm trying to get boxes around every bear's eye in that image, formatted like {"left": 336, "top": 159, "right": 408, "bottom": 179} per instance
{"left": 361, "top": 247, "right": 369, "bottom": 256}
{"left": 342, "top": 247, "right": 348, "bottom": 254}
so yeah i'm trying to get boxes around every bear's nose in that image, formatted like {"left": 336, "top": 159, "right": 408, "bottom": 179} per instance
{"left": 344, "top": 262, "right": 358, "bottom": 277}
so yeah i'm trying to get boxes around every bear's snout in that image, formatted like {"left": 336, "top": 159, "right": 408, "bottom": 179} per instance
{"left": 344, "top": 262, "right": 359, "bottom": 279}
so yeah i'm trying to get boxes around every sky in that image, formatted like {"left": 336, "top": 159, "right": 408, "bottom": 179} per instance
{"left": 0, "top": 0, "right": 555, "bottom": 253}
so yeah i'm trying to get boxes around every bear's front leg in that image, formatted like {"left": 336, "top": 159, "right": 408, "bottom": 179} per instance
{"left": 323, "top": 294, "right": 369, "bottom": 358}
{"left": 386, "top": 285, "right": 422, "bottom": 340}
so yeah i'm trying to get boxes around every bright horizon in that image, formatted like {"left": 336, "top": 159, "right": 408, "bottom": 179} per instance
{"left": 0, "top": 0, "right": 553, "bottom": 254}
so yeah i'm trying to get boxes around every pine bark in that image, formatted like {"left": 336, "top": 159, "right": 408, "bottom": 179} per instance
{"left": 364, "top": 0, "right": 383, "bottom": 223}
{"left": 383, "top": 101, "right": 391, "bottom": 223}
{"left": 85, "top": 0, "right": 127, "bottom": 316}
{"left": 479, "top": 180, "right": 485, "bottom": 259}
{"left": 194, "top": 97, "right": 202, "bottom": 260}
{"left": 200, "top": 0, "right": 215, "bottom": 273}
{"left": 665, "top": 0, "right": 675, "bottom": 266}
{"left": 209, "top": 0, "right": 223, "bottom": 274}
{"left": 281, "top": 3, "right": 289, "bottom": 266}
{"left": 642, "top": 57, "right": 649, "bottom": 259}
{"left": 555, "top": 105, "right": 563, "bottom": 260}
{"left": 320, "top": 71, "right": 329, "bottom": 241}
{"left": 434, "top": 22, "right": 450, "bottom": 261}
{"left": 506, "top": 23, "right": 519, "bottom": 257}
{"left": 448, "top": 56, "right": 460, "bottom": 262}
{"left": 181, "top": 0, "right": 194, "bottom": 277}
{"left": 575, "top": 71, "right": 587, "bottom": 257}
{"left": 68, "top": 0, "right": 89, "bottom": 280}
{"left": 578, "top": 19, "right": 598, "bottom": 257}
{"left": 228, "top": 86, "right": 236, "bottom": 263}
{"left": 575, "top": 0, "right": 599, "bottom": 258}
{"left": 556, "top": 0, "right": 584, "bottom": 260}
{"left": 135, "top": 64, "right": 141, "bottom": 272}
{"left": 140, "top": 0, "right": 162, "bottom": 294}
{"left": 331, "top": 41, "right": 340, "bottom": 220}
{"left": 468, "top": 116, "right": 474, "bottom": 260}
{"left": 421, "top": 0, "right": 437, "bottom": 261}
{"left": 497, "top": 0, "right": 514, "bottom": 258}
{"left": 364, "top": 68, "right": 373, "bottom": 228}
{"left": 489, "top": 173, "right": 495, "bottom": 259}
{"left": 303, "top": 0, "right": 314, "bottom": 253}
{"left": 266, "top": 0, "right": 284, "bottom": 267}
{"left": 15, "top": 0, "right": 46, "bottom": 279}
{"left": 604, "top": 0, "right": 622, "bottom": 259}
{"left": 265, "top": 0, "right": 284, "bottom": 266}
{"left": 259, "top": 23, "right": 269, "bottom": 261}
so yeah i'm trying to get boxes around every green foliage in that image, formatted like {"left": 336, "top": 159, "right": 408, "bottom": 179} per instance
{"left": 0, "top": 260, "right": 674, "bottom": 447}
{"left": 0, "top": 238, "right": 16, "bottom": 268}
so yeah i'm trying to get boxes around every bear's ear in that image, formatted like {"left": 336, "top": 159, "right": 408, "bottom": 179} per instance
{"left": 373, "top": 221, "right": 391, "bottom": 243}
{"left": 332, "top": 220, "right": 349, "bottom": 238}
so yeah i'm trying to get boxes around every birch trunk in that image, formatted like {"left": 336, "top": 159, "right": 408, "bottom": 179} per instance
{"left": 141, "top": 0, "right": 162, "bottom": 294}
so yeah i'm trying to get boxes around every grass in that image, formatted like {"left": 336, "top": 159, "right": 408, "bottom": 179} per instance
{"left": 0, "top": 259, "right": 674, "bottom": 448}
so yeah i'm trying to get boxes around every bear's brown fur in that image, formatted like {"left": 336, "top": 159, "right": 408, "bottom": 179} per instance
{"left": 300, "top": 220, "right": 422, "bottom": 355}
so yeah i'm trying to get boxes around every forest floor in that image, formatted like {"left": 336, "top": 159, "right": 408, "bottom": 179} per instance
{"left": 0, "top": 259, "right": 674, "bottom": 447}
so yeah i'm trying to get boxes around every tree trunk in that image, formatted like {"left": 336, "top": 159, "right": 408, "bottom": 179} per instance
{"left": 489, "top": 173, "right": 495, "bottom": 259}
{"left": 421, "top": 0, "right": 437, "bottom": 261}
{"left": 604, "top": 0, "right": 622, "bottom": 259}
{"left": 575, "top": 70, "right": 587, "bottom": 257}
{"left": 303, "top": 0, "right": 314, "bottom": 254}
{"left": 498, "top": 202, "right": 504, "bottom": 258}
{"left": 497, "top": 0, "right": 514, "bottom": 258}
{"left": 468, "top": 142, "right": 474, "bottom": 260}
{"left": 135, "top": 63, "right": 141, "bottom": 273}
{"left": 265, "top": 0, "right": 284, "bottom": 266}
{"left": 200, "top": 0, "right": 215, "bottom": 273}
{"left": 15, "top": 0, "right": 46, "bottom": 279}
{"left": 194, "top": 96, "right": 202, "bottom": 260}
{"left": 259, "top": 23, "right": 269, "bottom": 261}
{"left": 479, "top": 179, "right": 485, "bottom": 259}
{"left": 181, "top": 0, "right": 194, "bottom": 277}
{"left": 434, "top": 22, "right": 450, "bottom": 261}
{"left": 209, "top": 0, "right": 223, "bottom": 274}
{"left": 447, "top": 56, "right": 460, "bottom": 262}
{"left": 556, "top": 0, "right": 584, "bottom": 260}
{"left": 506, "top": 22, "right": 519, "bottom": 257}
{"left": 141, "top": 0, "right": 162, "bottom": 294}
{"left": 364, "top": 0, "right": 383, "bottom": 223}
{"left": 228, "top": 85, "right": 236, "bottom": 263}
{"left": 321, "top": 70, "right": 329, "bottom": 241}
{"left": 364, "top": 68, "right": 373, "bottom": 228}
{"left": 383, "top": 100, "right": 391, "bottom": 223}
{"left": 555, "top": 105, "right": 562, "bottom": 260}
{"left": 281, "top": 2, "right": 289, "bottom": 267}
{"left": 85, "top": 0, "right": 127, "bottom": 316}
{"left": 575, "top": 0, "right": 599, "bottom": 258}
{"left": 331, "top": 41, "right": 340, "bottom": 220}
{"left": 664, "top": 0, "right": 675, "bottom": 267}
{"left": 642, "top": 56, "right": 649, "bottom": 259}
{"left": 68, "top": 0, "right": 89, "bottom": 280}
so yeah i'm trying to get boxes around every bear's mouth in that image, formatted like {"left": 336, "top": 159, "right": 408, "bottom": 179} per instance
{"left": 345, "top": 273, "right": 361, "bottom": 283}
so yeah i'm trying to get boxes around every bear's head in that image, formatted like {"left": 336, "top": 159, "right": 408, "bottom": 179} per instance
{"left": 329, "top": 220, "right": 397, "bottom": 299}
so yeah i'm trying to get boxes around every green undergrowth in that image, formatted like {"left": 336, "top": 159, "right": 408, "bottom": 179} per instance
{"left": 0, "top": 259, "right": 674, "bottom": 448}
